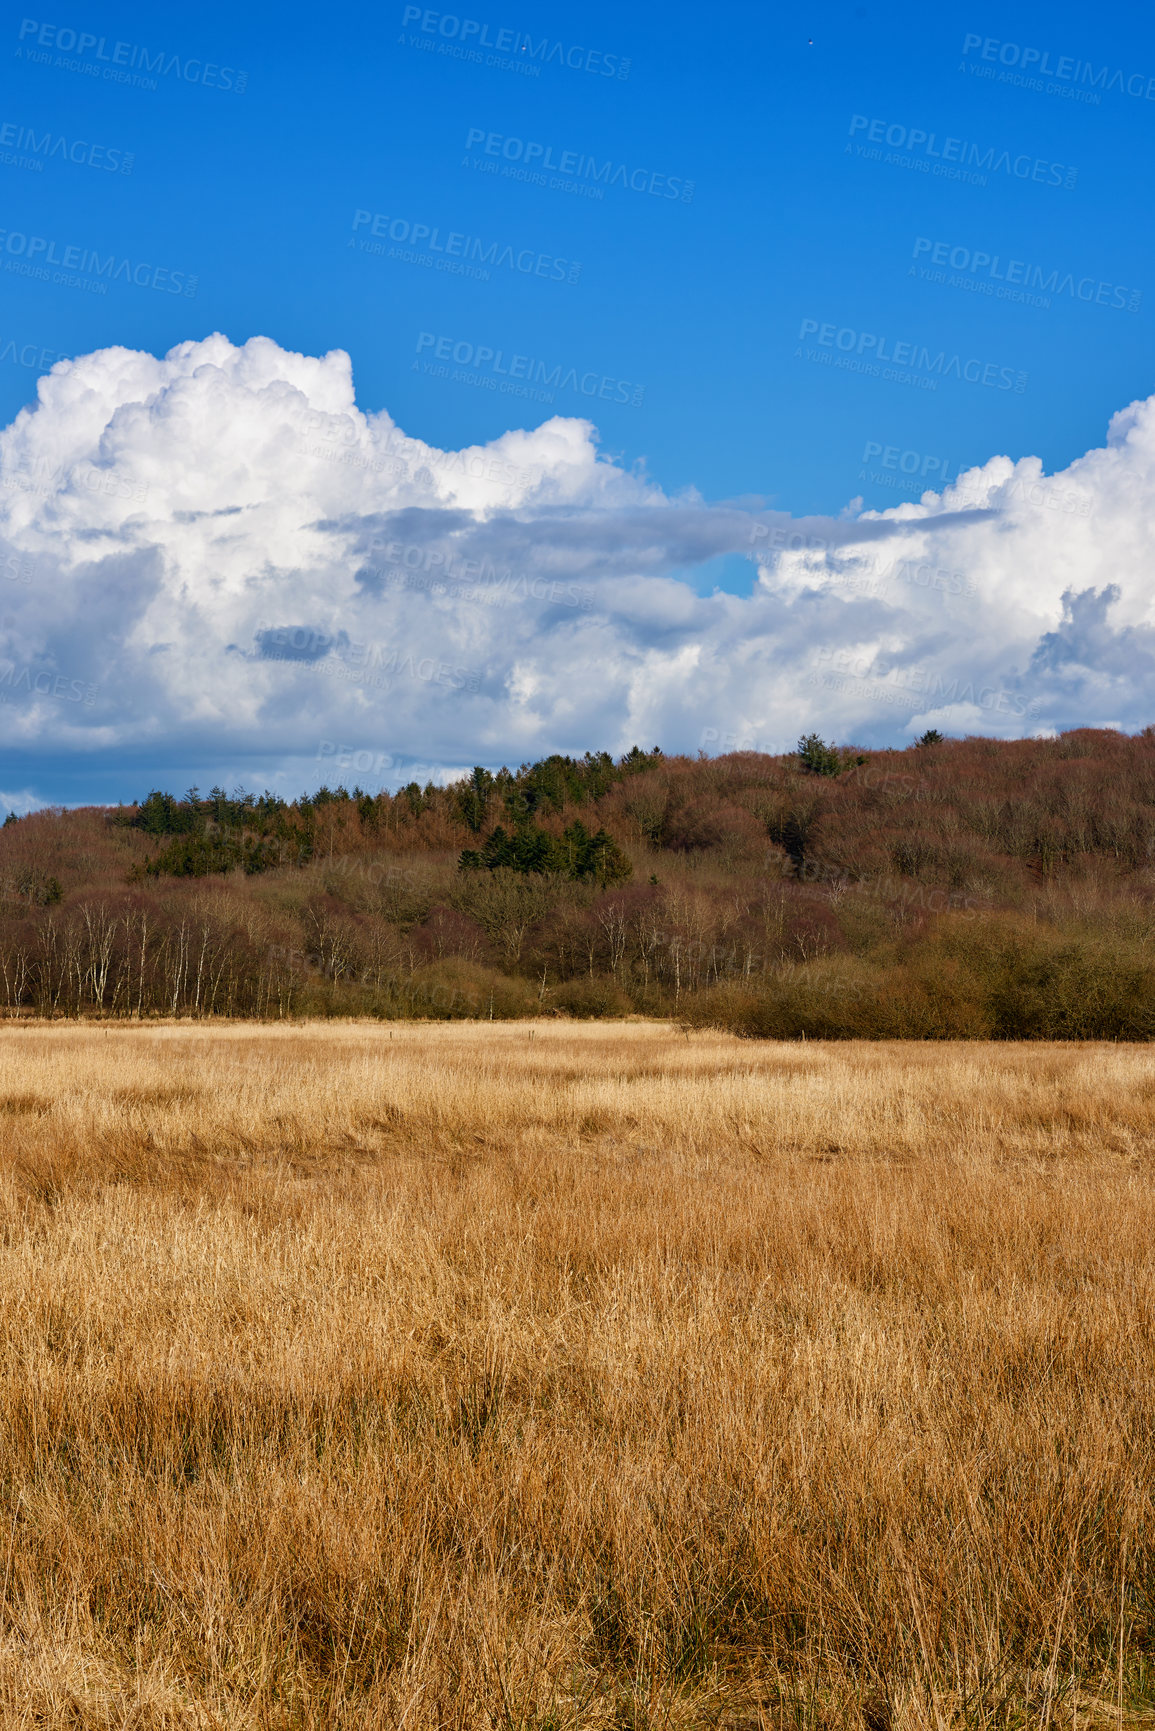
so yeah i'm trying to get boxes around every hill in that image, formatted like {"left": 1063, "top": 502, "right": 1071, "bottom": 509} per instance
{"left": 3, "top": 728, "right": 1155, "bottom": 1034}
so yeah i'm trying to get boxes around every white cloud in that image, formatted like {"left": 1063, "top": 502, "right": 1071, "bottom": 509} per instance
{"left": 0, "top": 331, "right": 1153, "bottom": 791}
{"left": 0, "top": 789, "right": 47, "bottom": 820}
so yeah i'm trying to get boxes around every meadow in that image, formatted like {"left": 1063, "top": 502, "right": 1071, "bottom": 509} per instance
{"left": 0, "top": 1019, "right": 1151, "bottom": 1727}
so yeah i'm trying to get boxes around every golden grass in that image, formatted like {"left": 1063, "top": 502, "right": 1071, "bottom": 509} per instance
{"left": 0, "top": 1020, "right": 1151, "bottom": 1728}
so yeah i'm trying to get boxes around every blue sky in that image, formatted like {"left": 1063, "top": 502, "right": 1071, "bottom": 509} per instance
{"left": 2, "top": 0, "right": 1155, "bottom": 804}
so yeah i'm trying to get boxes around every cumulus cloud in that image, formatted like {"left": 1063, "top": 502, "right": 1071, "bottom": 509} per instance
{"left": 0, "top": 331, "right": 1152, "bottom": 797}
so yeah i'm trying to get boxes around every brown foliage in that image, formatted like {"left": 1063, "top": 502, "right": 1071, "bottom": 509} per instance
{"left": 5, "top": 729, "right": 1155, "bottom": 1027}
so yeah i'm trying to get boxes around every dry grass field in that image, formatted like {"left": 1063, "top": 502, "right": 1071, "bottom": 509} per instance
{"left": 0, "top": 1021, "right": 1151, "bottom": 1728}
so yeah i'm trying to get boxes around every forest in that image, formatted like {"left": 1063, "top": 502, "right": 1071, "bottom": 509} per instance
{"left": 3, "top": 726, "right": 1155, "bottom": 1035}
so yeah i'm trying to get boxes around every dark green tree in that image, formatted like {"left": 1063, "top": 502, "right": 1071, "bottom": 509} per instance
{"left": 456, "top": 766, "right": 495, "bottom": 833}
{"left": 796, "top": 733, "right": 843, "bottom": 776}
{"left": 459, "top": 819, "right": 631, "bottom": 885}
{"left": 559, "top": 820, "right": 632, "bottom": 885}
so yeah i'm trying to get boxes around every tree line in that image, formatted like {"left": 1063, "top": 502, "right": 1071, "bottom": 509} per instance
{"left": 3, "top": 729, "right": 1155, "bottom": 1034}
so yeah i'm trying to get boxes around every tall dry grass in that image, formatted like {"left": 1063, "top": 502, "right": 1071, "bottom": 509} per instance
{"left": 0, "top": 1021, "right": 1150, "bottom": 1727}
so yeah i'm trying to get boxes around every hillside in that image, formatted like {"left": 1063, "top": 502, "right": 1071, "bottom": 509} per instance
{"left": 4, "top": 728, "right": 1155, "bottom": 1034}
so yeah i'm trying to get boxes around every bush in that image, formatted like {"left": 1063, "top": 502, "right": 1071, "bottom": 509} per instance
{"left": 383, "top": 961, "right": 542, "bottom": 1021}
{"left": 681, "top": 916, "right": 1155, "bottom": 1041}
{"left": 552, "top": 977, "right": 633, "bottom": 1019}
{"left": 925, "top": 916, "right": 1155, "bottom": 1040}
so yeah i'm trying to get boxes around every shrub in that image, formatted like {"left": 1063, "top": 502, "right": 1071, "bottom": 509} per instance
{"left": 552, "top": 976, "right": 633, "bottom": 1018}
